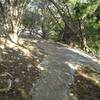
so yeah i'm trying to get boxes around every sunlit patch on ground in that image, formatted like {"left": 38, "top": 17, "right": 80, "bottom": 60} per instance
{"left": 67, "top": 47, "right": 100, "bottom": 64}
{"left": 64, "top": 61, "right": 80, "bottom": 70}
{"left": 64, "top": 61, "right": 100, "bottom": 100}
{"left": 69, "top": 67, "right": 100, "bottom": 100}
{"left": 0, "top": 37, "right": 44, "bottom": 100}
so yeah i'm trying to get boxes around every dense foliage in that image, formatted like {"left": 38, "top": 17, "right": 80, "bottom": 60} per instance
{"left": 0, "top": 0, "right": 100, "bottom": 53}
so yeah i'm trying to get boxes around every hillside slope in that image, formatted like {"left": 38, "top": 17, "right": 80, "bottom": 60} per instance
{"left": 31, "top": 40, "right": 100, "bottom": 100}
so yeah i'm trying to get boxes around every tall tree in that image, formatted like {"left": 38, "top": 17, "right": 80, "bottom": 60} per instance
{"left": 0, "top": 0, "right": 30, "bottom": 43}
{"left": 48, "top": 0, "right": 100, "bottom": 51}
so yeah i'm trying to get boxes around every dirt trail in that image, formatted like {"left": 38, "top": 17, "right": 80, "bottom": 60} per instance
{"left": 0, "top": 38, "right": 100, "bottom": 100}
{"left": 31, "top": 40, "right": 100, "bottom": 100}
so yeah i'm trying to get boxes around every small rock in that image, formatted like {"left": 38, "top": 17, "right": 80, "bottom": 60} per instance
{"left": 14, "top": 78, "right": 20, "bottom": 83}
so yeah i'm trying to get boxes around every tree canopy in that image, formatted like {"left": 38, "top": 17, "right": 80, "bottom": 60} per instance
{"left": 0, "top": 0, "right": 100, "bottom": 52}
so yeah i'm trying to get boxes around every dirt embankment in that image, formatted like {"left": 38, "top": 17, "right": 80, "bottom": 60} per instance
{"left": 0, "top": 38, "right": 44, "bottom": 100}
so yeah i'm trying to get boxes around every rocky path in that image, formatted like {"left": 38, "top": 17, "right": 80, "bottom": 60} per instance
{"left": 31, "top": 40, "right": 100, "bottom": 100}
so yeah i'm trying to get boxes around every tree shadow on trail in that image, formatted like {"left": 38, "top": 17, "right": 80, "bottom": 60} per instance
{"left": 55, "top": 44, "right": 100, "bottom": 100}
{"left": 0, "top": 47, "right": 41, "bottom": 100}
{"left": 36, "top": 40, "right": 100, "bottom": 100}
{"left": 57, "top": 47, "right": 100, "bottom": 100}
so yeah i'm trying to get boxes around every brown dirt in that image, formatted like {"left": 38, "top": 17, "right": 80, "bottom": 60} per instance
{"left": 70, "top": 67, "right": 100, "bottom": 100}
{"left": 0, "top": 38, "right": 44, "bottom": 100}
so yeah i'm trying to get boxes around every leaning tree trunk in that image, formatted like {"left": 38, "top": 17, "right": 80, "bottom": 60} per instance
{"left": 48, "top": 0, "right": 79, "bottom": 44}
{"left": 48, "top": 0, "right": 76, "bottom": 34}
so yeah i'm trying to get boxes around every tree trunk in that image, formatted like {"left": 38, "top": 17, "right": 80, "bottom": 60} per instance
{"left": 77, "top": 18, "right": 90, "bottom": 52}
{"left": 48, "top": 0, "right": 76, "bottom": 34}
{"left": 1, "top": 0, "right": 28, "bottom": 43}
{"left": 41, "top": 23, "right": 48, "bottom": 40}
